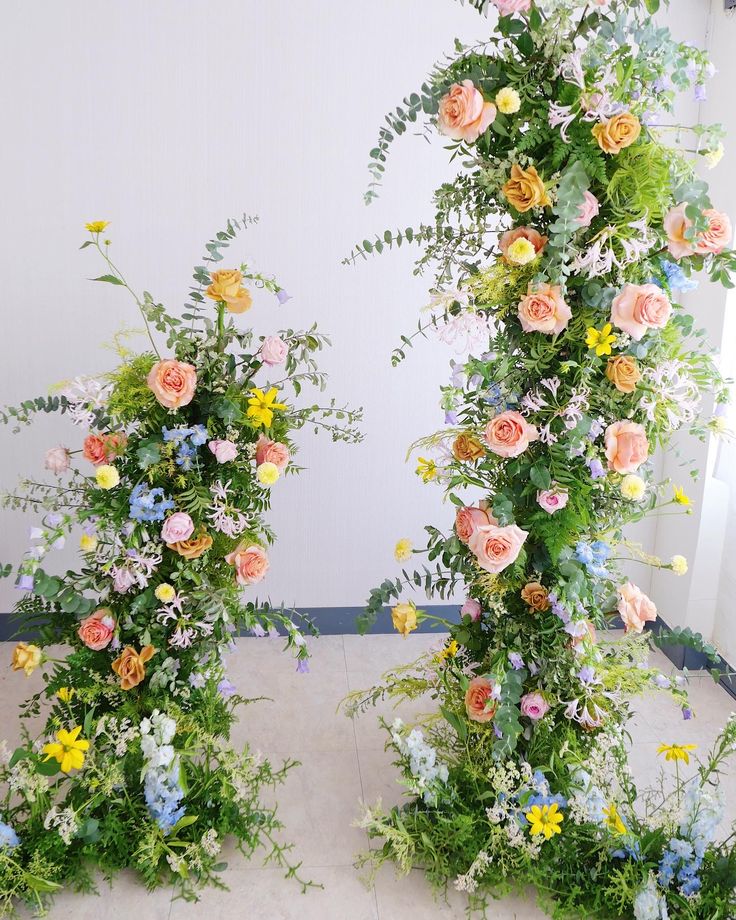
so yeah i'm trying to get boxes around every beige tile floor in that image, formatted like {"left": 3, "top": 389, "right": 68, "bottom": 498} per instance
{"left": 1, "top": 633, "right": 734, "bottom": 920}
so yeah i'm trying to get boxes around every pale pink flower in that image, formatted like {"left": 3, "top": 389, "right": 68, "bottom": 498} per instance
{"left": 259, "top": 336, "right": 289, "bottom": 366}
{"left": 461, "top": 598, "right": 482, "bottom": 622}
{"left": 617, "top": 582, "right": 657, "bottom": 634}
{"left": 520, "top": 691, "right": 549, "bottom": 720}
{"left": 161, "top": 512, "right": 195, "bottom": 544}
{"left": 611, "top": 283, "right": 671, "bottom": 341}
{"left": 469, "top": 523, "right": 528, "bottom": 574}
{"left": 208, "top": 439, "right": 239, "bottom": 463}
{"left": 44, "top": 446, "right": 70, "bottom": 475}
{"left": 537, "top": 487, "right": 569, "bottom": 514}
{"left": 576, "top": 191, "right": 600, "bottom": 227}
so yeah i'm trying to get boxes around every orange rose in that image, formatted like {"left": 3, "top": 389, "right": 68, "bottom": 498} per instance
{"left": 255, "top": 434, "right": 290, "bottom": 470}
{"left": 452, "top": 433, "right": 485, "bottom": 462}
{"left": 592, "top": 113, "right": 641, "bottom": 154}
{"left": 206, "top": 269, "right": 253, "bottom": 314}
{"left": 606, "top": 356, "right": 640, "bottom": 394}
{"left": 84, "top": 432, "right": 128, "bottom": 465}
{"left": 464, "top": 676, "right": 498, "bottom": 723}
{"left": 78, "top": 608, "right": 116, "bottom": 650}
{"left": 521, "top": 582, "right": 549, "bottom": 611}
{"left": 111, "top": 645, "right": 155, "bottom": 690}
{"left": 484, "top": 410, "right": 538, "bottom": 458}
{"left": 147, "top": 359, "right": 197, "bottom": 410}
{"left": 167, "top": 529, "right": 213, "bottom": 560}
{"left": 502, "top": 165, "right": 551, "bottom": 212}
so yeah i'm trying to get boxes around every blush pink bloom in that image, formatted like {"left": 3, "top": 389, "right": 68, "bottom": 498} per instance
{"left": 617, "top": 581, "right": 657, "bottom": 634}
{"left": 44, "top": 446, "right": 70, "bottom": 475}
{"left": 537, "top": 487, "right": 569, "bottom": 514}
{"left": 259, "top": 335, "right": 289, "bottom": 366}
{"left": 610, "top": 283, "right": 671, "bottom": 341}
{"left": 520, "top": 691, "right": 549, "bottom": 721}
{"left": 225, "top": 543, "right": 269, "bottom": 586}
{"left": 464, "top": 676, "right": 498, "bottom": 723}
{"left": 455, "top": 505, "right": 494, "bottom": 544}
{"left": 78, "top": 608, "right": 116, "bottom": 651}
{"left": 461, "top": 597, "right": 482, "bottom": 622}
{"left": 161, "top": 512, "right": 195, "bottom": 545}
{"left": 112, "top": 568, "right": 136, "bottom": 594}
{"left": 208, "top": 439, "right": 238, "bottom": 463}
{"left": 693, "top": 209, "right": 732, "bottom": 255}
{"left": 576, "top": 190, "right": 600, "bottom": 227}
{"left": 664, "top": 204, "right": 733, "bottom": 259}
{"left": 255, "top": 434, "right": 290, "bottom": 470}
{"left": 605, "top": 420, "right": 649, "bottom": 474}
{"left": 492, "top": 0, "right": 532, "bottom": 13}
{"left": 437, "top": 80, "right": 496, "bottom": 143}
{"left": 147, "top": 359, "right": 197, "bottom": 410}
{"left": 484, "top": 410, "right": 538, "bottom": 458}
{"left": 517, "top": 283, "right": 572, "bottom": 335}
{"left": 469, "top": 523, "right": 528, "bottom": 574}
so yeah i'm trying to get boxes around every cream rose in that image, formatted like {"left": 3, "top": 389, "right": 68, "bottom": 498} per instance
{"left": 610, "top": 283, "right": 671, "bottom": 341}
{"left": 604, "top": 420, "right": 649, "bottom": 474}
{"left": 44, "top": 446, "right": 70, "bottom": 475}
{"left": 617, "top": 582, "right": 657, "bottom": 634}
{"left": 484, "top": 410, "right": 538, "bottom": 458}
{"left": 437, "top": 80, "right": 496, "bottom": 143}
{"left": 147, "top": 359, "right": 197, "bottom": 410}
{"left": 517, "top": 282, "right": 572, "bottom": 335}
{"left": 469, "top": 523, "right": 528, "bottom": 574}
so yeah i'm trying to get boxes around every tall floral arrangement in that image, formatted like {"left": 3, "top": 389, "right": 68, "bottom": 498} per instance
{"left": 0, "top": 216, "right": 361, "bottom": 913}
{"left": 345, "top": 1, "right": 736, "bottom": 917}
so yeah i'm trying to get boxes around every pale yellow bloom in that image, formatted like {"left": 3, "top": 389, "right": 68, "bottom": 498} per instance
{"left": 495, "top": 87, "right": 521, "bottom": 115}
{"left": 416, "top": 457, "right": 438, "bottom": 483}
{"left": 394, "top": 538, "right": 413, "bottom": 562}
{"left": 256, "top": 461, "right": 280, "bottom": 486}
{"left": 704, "top": 143, "right": 724, "bottom": 168}
{"left": 11, "top": 642, "right": 42, "bottom": 676}
{"left": 95, "top": 464, "right": 120, "bottom": 490}
{"left": 620, "top": 474, "right": 646, "bottom": 502}
{"left": 392, "top": 602, "right": 418, "bottom": 638}
{"left": 671, "top": 555, "right": 688, "bottom": 576}
{"left": 80, "top": 533, "right": 98, "bottom": 553}
{"left": 154, "top": 583, "right": 176, "bottom": 603}
{"left": 506, "top": 237, "right": 538, "bottom": 265}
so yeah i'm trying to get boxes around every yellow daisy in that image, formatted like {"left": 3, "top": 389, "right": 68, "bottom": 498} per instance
{"left": 525, "top": 803, "right": 564, "bottom": 840}
{"left": 602, "top": 803, "right": 627, "bottom": 835}
{"left": 672, "top": 485, "right": 691, "bottom": 506}
{"left": 85, "top": 220, "right": 110, "bottom": 233}
{"left": 585, "top": 324, "right": 616, "bottom": 357}
{"left": 657, "top": 742, "right": 697, "bottom": 765}
{"left": 42, "top": 726, "right": 90, "bottom": 773}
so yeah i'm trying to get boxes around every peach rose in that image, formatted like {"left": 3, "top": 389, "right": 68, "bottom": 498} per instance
{"left": 576, "top": 190, "right": 600, "bottom": 227}
{"left": 452, "top": 433, "right": 485, "bottom": 462}
{"left": 517, "top": 282, "right": 571, "bottom": 335}
{"left": 663, "top": 203, "right": 695, "bottom": 259}
{"left": 592, "top": 113, "right": 641, "bottom": 154}
{"left": 605, "top": 420, "right": 649, "bottom": 473}
{"left": 484, "top": 410, "right": 538, "bottom": 458}
{"left": 44, "top": 446, "right": 70, "bottom": 474}
{"left": 147, "top": 359, "right": 197, "bottom": 410}
{"left": 111, "top": 645, "right": 155, "bottom": 690}
{"left": 82, "top": 434, "right": 107, "bottom": 465}
{"left": 437, "top": 80, "right": 496, "bottom": 143}
{"left": 206, "top": 269, "right": 253, "bottom": 314}
{"left": 503, "top": 165, "right": 551, "bottom": 212}
{"left": 255, "top": 434, "right": 290, "bottom": 470}
{"left": 225, "top": 543, "right": 269, "bottom": 585}
{"left": 605, "top": 355, "right": 640, "bottom": 394}
{"left": 83, "top": 433, "right": 127, "bottom": 465}
{"left": 455, "top": 505, "right": 494, "bottom": 544}
{"left": 78, "top": 608, "right": 116, "bottom": 651}
{"left": 693, "top": 209, "right": 732, "bottom": 255}
{"left": 521, "top": 582, "right": 549, "bottom": 611}
{"left": 499, "top": 227, "right": 548, "bottom": 262}
{"left": 617, "top": 581, "right": 657, "bottom": 634}
{"left": 161, "top": 512, "right": 194, "bottom": 545}
{"left": 167, "top": 529, "right": 213, "bottom": 560}
{"left": 469, "top": 522, "right": 528, "bottom": 574}
{"left": 664, "top": 204, "right": 732, "bottom": 259}
{"left": 464, "top": 676, "right": 498, "bottom": 723}
{"left": 610, "top": 283, "right": 671, "bottom": 341}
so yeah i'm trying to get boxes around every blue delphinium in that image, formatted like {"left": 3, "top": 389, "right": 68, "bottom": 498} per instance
{"left": 0, "top": 818, "right": 19, "bottom": 850}
{"left": 659, "top": 258, "right": 699, "bottom": 293}
{"left": 129, "top": 484, "right": 175, "bottom": 522}
{"left": 574, "top": 540, "right": 611, "bottom": 577}
{"left": 144, "top": 766, "right": 186, "bottom": 834}
{"left": 163, "top": 424, "right": 207, "bottom": 469}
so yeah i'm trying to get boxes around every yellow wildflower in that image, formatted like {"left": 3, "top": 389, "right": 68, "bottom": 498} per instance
{"left": 247, "top": 387, "right": 287, "bottom": 428}
{"left": 671, "top": 555, "right": 688, "bottom": 576}
{"left": 436, "top": 639, "right": 460, "bottom": 662}
{"left": 506, "top": 237, "right": 538, "bottom": 265}
{"left": 672, "top": 485, "right": 691, "bottom": 506}
{"left": 42, "top": 726, "right": 90, "bottom": 773}
{"left": 56, "top": 687, "right": 75, "bottom": 703}
{"left": 95, "top": 464, "right": 120, "bottom": 490}
{"left": 416, "top": 457, "right": 438, "bottom": 483}
{"left": 391, "top": 602, "right": 418, "bottom": 638}
{"left": 602, "top": 804, "right": 627, "bottom": 835}
{"left": 495, "top": 87, "right": 521, "bottom": 115}
{"left": 525, "top": 803, "right": 564, "bottom": 840}
{"left": 85, "top": 220, "right": 110, "bottom": 234}
{"left": 657, "top": 742, "right": 697, "bottom": 765}
{"left": 394, "top": 538, "right": 413, "bottom": 562}
{"left": 154, "top": 583, "right": 176, "bottom": 603}
{"left": 585, "top": 323, "right": 616, "bottom": 357}
{"left": 256, "top": 461, "right": 280, "bottom": 486}
{"left": 80, "top": 533, "right": 98, "bottom": 553}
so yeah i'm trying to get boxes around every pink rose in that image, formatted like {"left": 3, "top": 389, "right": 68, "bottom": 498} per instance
{"left": 617, "top": 581, "right": 657, "bottom": 634}
{"left": 208, "top": 439, "right": 238, "bottom": 463}
{"left": 493, "top": 0, "right": 532, "bottom": 13}
{"left": 469, "top": 523, "right": 528, "bottom": 574}
{"left": 44, "top": 446, "right": 70, "bottom": 474}
{"left": 147, "top": 359, "right": 197, "bottom": 410}
{"left": 438, "top": 80, "right": 496, "bottom": 143}
{"left": 464, "top": 676, "right": 498, "bottom": 723}
{"left": 693, "top": 209, "right": 732, "bottom": 255}
{"left": 576, "top": 191, "right": 600, "bottom": 227}
{"left": 520, "top": 691, "right": 549, "bottom": 721}
{"left": 537, "top": 487, "right": 569, "bottom": 514}
{"left": 225, "top": 543, "right": 269, "bottom": 585}
{"left": 461, "top": 597, "right": 482, "bottom": 622}
{"left": 605, "top": 420, "right": 649, "bottom": 474}
{"left": 255, "top": 434, "right": 290, "bottom": 470}
{"left": 259, "top": 336, "right": 289, "bottom": 366}
{"left": 455, "top": 505, "right": 494, "bottom": 544}
{"left": 78, "top": 607, "right": 116, "bottom": 651}
{"left": 484, "top": 410, "right": 538, "bottom": 459}
{"left": 611, "top": 283, "right": 671, "bottom": 341}
{"left": 517, "top": 283, "right": 572, "bottom": 335}
{"left": 161, "top": 512, "right": 195, "bottom": 544}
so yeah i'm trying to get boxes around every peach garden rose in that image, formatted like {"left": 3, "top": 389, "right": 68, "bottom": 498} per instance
{"left": 604, "top": 420, "right": 649, "bottom": 473}
{"left": 147, "top": 359, "right": 197, "bottom": 410}
{"left": 468, "top": 522, "right": 528, "bottom": 574}
{"left": 610, "top": 283, "right": 671, "bottom": 341}
{"left": 484, "top": 410, "right": 538, "bottom": 458}
{"left": 255, "top": 434, "right": 290, "bottom": 470}
{"left": 517, "top": 282, "right": 571, "bottom": 335}
{"left": 78, "top": 608, "right": 116, "bottom": 651}
{"left": 437, "top": 80, "right": 496, "bottom": 143}
{"left": 464, "top": 676, "right": 498, "bottom": 723}
{"left": 455, "top": 504, "right": 494, "bottom": 544}
{"left": 225, "top": 543, "right": 270, "bottom": 585}
{"left": 617, "top": 581, "right": 657, "bottom": 634}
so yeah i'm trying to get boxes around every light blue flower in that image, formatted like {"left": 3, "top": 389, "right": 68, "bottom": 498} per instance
{"left": 0, "top": 819, "right": 19, "bottom": 850}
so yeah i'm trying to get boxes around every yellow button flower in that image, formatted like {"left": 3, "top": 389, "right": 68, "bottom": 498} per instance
{"left": 525, "top": 803, "right": 564, "bottom": 840}
{"left": 495, "top": 87, "right": 521, "bottom": 115}
{"left": 585, "top": 323, "right": 616, "bottom": 357}
{"left": 80, "top": 533, "right": 98, "bottom": 553}
{"left": 672, "top": 485, "right": 691, "bottom": 506}
{"left": 394, "top": 538, "right": 412, "bottom": 562}
{"left": 56, "top": 687, "right": 75, "bottom": 703}
{"left": 602, "top": 803, "right": 626, "bottom": 835}
{"left": 506, "top": 237, "right": 538, "bottom": 265}
{"left": 416, "top": 457, "right": 438, "bottom": 483}
{"left": 620, "top": 474, "right": 646, "bottom": 502}
{"left": 42, "top": 726, "right": 90, "bottom": 773}
{"left": 256, "top": 461, "right": 280, "bottom": 486}
{"left": 95, "top": 464, "right": 120, "bottom": 490}
{"left": 391, "top": 602, "right": 418, "bottom": 638}
{"left": 154, "top": 583, "right": 176, "bottom": 603}
{"left": 671, "top": 554, "right": 688, "bottom": 576}
{"left": 247, "top": 388, "right": 287, "bottom": 428}
{"left": 657, "top": 742, "right": 697, "bottom": 765}
{"left": 85, "top": 220, "right": 110, "bottom": 233}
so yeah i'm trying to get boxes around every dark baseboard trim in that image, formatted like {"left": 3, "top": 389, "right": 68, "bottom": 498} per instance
{"left": 1, "top": 607, "right": 733, "bottom": 701}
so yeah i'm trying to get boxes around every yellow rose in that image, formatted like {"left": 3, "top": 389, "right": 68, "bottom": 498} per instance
{"left": 206, "top": 269, "right": 253, "bottom": 314}
{"left": 502, "top": 165, "right": 551, "bottom": 213}
{"left": 605, "top": 355, "right": 640, "bottom": 394}
{"left": 391, "top": 602, "right": 418, "bottom": 638}
{"left": 111, "top": 645, "right": 155, "bottom": 690}
{"left": 592, "top": 113, "right": 641, "bottom": 154}
{"left": 11, "top": 642, "right": 42, "bottom": 676}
